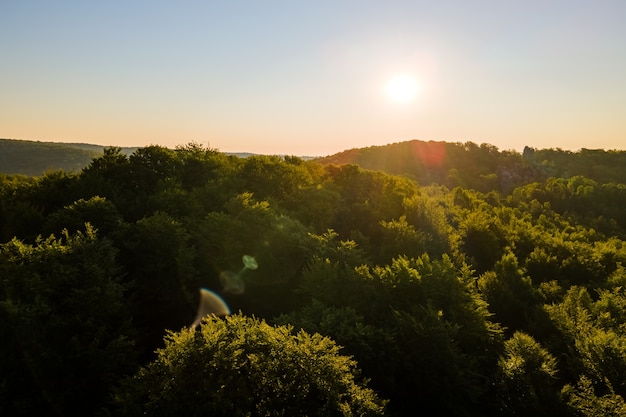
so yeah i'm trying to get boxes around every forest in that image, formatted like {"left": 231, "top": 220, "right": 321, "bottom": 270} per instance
{"left": 1, "top": 141, "right": 626, "bottom": 416}
{"left": 0, "top": 139, "right": 108, "bottom": 176}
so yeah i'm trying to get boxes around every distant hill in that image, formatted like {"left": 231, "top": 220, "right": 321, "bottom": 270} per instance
{"left": 0, "top": 139, "right": 311, "bottom": 176}
{"left": 0, "top": 139, "right": 137, "bottom": 176}
{"left": 526, "top": 146, "right": 626, "bottom": 185}
{"left": 315, "top": 140, "right": 626, "bottom": 192}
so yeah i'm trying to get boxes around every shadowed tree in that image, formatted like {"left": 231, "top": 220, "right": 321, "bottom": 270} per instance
{"left": 43, "top": 195, "right": 123, "bottom": 238}
{"left": 493, "top": 331, "right": 563, "bottom": 416}
{"left": 0, "top": 226, "right": 134, "bottom": 416}
{"left": 478, "top": 252, "right": 545, "bottom": 334}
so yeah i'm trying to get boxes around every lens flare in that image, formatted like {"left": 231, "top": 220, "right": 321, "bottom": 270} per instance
{"left": 242, "top": 255, "right": 258, "bottom": 270}
{"left": 220, "top": 270, "right": 245, "bottom": 294}
{"left": 190, "top": 288, "right": 230, "bottom": 328}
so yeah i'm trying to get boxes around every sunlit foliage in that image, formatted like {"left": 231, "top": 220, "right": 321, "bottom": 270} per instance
{"left": 113, "top": 314, "right": 386, "bottom": 416}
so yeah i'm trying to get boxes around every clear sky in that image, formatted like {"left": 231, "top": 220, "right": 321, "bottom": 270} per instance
{"left": 2, "top": 1, "right": 625, "bottom": 156}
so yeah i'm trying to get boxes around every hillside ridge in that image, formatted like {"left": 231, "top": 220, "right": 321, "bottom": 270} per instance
{"left": 3, "top": 138, "right": 626, "bottom": 191}
{"left": 315, "top": 139, "right": 626, "bottom": 191}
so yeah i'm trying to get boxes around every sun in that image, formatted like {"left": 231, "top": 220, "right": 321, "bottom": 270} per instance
{"left": 385, "top": 75, "right": 420, "bottom": 103}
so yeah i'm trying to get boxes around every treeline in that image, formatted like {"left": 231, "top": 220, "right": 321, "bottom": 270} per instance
{"left": 316, "top": 140, "right": 626, "bottom": 193}
{"left": 1, "top": 143, "right": 626, "bottom": 415}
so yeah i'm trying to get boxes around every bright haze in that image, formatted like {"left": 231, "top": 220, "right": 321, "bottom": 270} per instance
{"left": 2, "top": 1, "right": 625, "bottom": 156}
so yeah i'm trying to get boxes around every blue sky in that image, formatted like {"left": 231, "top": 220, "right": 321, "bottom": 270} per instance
{"left": 1, "top": 1, "right": 625, "bottom": 155}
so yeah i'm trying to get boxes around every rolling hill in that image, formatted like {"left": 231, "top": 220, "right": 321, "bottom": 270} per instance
{"left": 315, "top": 140, "right": 626, "bottom": 192}
{"left": 0, "top": 138, "right": 137, "bottom": 176}
{"left": 3, "top": 138, "right": 625, "bottom": 193}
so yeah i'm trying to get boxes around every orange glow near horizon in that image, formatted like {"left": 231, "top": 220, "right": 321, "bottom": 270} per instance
{"left": 411, "top": 141, "right": 446, "bottom": 167}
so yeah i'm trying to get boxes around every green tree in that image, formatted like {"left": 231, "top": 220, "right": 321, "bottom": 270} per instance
{"left": 546, "top": 285, "right": 626, "bottom": 398}
{"left": 0, "top": 226, "right": 134, "bottom": 416}
{"left": 281, "top": 183, "right": 342, "bottom": 232}
{"left": 0, "top": 171, "right": 80, "bottom": 242}
{"left": 112, "top": 314, "right": 386, "bottom": 417}
{"left": 28, "top": 169, "right": 81, "bottom": 216}
{"left": 563, "top": 376, "right": 626, "bottom": 417}
{"left": 456, "top": 209, "right": 504, "bottom": 273}
{"left": 173, "top": 142, "right": 230, "bottom": 190}
{"left": 127, "top": 145, "right": 179, "bottom": 193}
{"left": 79, "top": 147, "right": 133, "bottom": 217}
{"left": 275, "top": 299, "right": 397, "bottom": 399}
{"left": 478, "top": 252, "right": 544, "bottom": 334}
{"left": 374, "top": 216, "right": 428, "bottom": 263}
{"left": 494, "top": 332, "right": 563, "bottom": 416}
{"left": 402, "top": 189, "right": 452, "bottom": 258}
{"left": 43, "top": 195, "right": 123, "bottom": 238}
{"left": 323, "top": 164, "right": 414, "bottom": 238}
{"left": 297, "top": 253, "right": 502, "bottom": 415}
{"left": 118, "top": 212, "right": 198, "bottom": 356}
{"left": 239, "top": 155, "right": 313, "bottom": 201}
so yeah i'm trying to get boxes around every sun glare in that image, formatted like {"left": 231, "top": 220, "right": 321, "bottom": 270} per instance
{"left": 385, "top": 75, "right": 420, "bottom": 103}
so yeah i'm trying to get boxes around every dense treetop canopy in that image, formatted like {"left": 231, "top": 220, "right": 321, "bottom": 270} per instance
{"left": 2, "top": 141, "right": 626, "bottom": 416}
